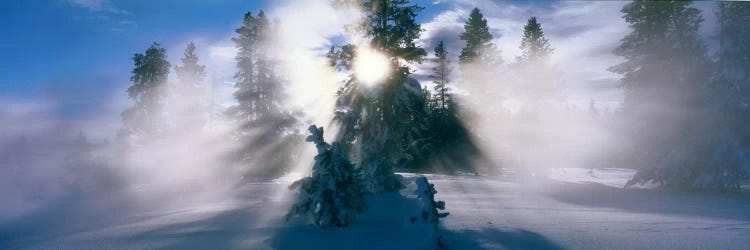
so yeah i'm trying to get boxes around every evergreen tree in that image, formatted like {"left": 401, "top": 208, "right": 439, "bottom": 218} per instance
{"left": 228, "top": 11, "right": 259, "bottom": 122}
{"left": 227, "top": 11, "right": 299, "bottom": 178}
{"left": 680, "top": 2, "right": 750, "bottom": 191}
{"left": 431, "top": 41, "right": 452, "bottom": 113}
{"left": 422, "top": 86, "right": 437, "bottom": 112}
{"left": 713, "top": 1, "right": 750, "bottom": 148}
{"left": 514, "top": 16, "right": 557, "bottom": 100}
{"left": 174, "top": 42, "right": 206, "bottom": 88}
{"left": 459, "top": 7, "right": 501, "bottom": 67}
{"left": 172, "top": 42, "right": 208, "bottom": 128}
{"left": 359, "top": 0, "right": 426, "bottom": 76}
{"left": 517, "top": 17, "right": 553, "bottom": 64}
{"left": 416, "top": 40, "right": 484, "bottom": 174}
{"left": 611, "top": 1, "right": 711, "bottom": 189}
{"left": 332, "top": 0, "right": 429, "bottom": 193}
{"left": 228, "top": 11, "right": 284, "bottom": 124}
{"left": 509, "top": 16, "right": 561, "bottom": 174}
{"left": 120, "top": 42, "right": 171, "bottom": 143}
{"left": 287, "top": 125, "right": 366, "bottom": 228}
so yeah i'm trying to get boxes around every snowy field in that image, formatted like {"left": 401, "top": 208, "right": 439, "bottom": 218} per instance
{"left": 2, "top": 168, "right": 749, "bottom": 249}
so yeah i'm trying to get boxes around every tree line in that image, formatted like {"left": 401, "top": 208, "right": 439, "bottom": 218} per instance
{"left": 116, "top": 0, "right": 750, "bottom": 220}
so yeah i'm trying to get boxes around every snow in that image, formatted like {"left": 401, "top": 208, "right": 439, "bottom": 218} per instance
{"left": 2, "top": 168, "right": 750, "bottom": 249}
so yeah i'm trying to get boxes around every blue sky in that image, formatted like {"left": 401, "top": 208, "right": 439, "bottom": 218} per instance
{"left": 1, "top": 0, "right": 719, "bottom": 122}
{"left": 1, "top": 0, "right": 268, "bottom": 117}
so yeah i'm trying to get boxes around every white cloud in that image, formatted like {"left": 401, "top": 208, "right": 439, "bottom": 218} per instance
{"left": 419, "top": 0, "right": 629, "bottom": 108}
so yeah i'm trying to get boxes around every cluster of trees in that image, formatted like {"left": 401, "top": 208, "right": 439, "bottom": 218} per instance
{"left": 288, "top": 0, "right": 561, "bottom": 229}
{"left": 225, "top": 11, "right": 302, "bottom": 179}
{"left": 114, "top": 1, "right": 570, "bottom": 228}
{"left": 619, "top": 1, "right": 750, "bottom": 192}
{"left": 291, "top": 0, "right": 455, "bottom": 228}
{"left": 119, "top": 42, "right": 172, "bottom": 143}
{"left": 117, "top": 1, "right": 750, "bottom": 218}
{"left": 120, "top": 41, "right": 210, "bottom": 143}
{"left": 119, "top": 11, "right": 302, "bottom": 179}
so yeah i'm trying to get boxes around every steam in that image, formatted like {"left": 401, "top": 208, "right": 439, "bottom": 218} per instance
{"left": 1, "top": 0, "right": 715, "bottom": 226}
{"left": 406, "top": 1, "right": 635, "bottom": 176}
{"left": 0, "top": 1, "right": 364, "bottom": 223}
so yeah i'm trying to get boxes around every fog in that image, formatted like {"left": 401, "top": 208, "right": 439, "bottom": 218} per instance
{"left": 426, "top": 55, "right": 614, "bottom": 178}
{"left": 0, "top": 0, "right": 631, "bottom": 216}
{"left": 0, "top": 0, "right": 365, "bottom": 223}
{"left": 0, "top": 0, "right": 736, "bottom": 232}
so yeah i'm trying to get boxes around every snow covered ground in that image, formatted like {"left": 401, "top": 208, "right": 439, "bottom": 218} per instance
{"left": 2, "top": 168, "right": 750, "bottom": 249}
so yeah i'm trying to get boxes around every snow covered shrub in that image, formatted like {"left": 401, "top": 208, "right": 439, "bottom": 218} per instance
{"left": 287, "top": 125, "right": 366, "bottom": 228}
{"left": 413, "top": 176, "right": 449, "bottom": 248}
{"left": 413, "top": 176, "right": 449, "bottom": 229}
{"left": 359, "top": 140, "right": 404, "bottom": 194}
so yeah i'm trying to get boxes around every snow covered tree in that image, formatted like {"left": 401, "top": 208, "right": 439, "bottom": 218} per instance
{"left": 120, "top": 42, "right": 171, "bottom": 144}
{"left": 227, "top": 11, "right": 300, "bottom": 179}
{"left": 332, "top": 0, "right": 430, "bottom": 193}
{"left": 287, "top": 125, "right": 366, "bottom": 228}
{"left": 413, "top": 176, "right": 449, "bottom": 248}
{"left": 459, "top": 7, "right": 501, "bottom": 67}
{"left": 359, "top": 0, "right": 427, "bottom": 75}
{"left": 612, "top": 1, "right": 712, "bottom": 189}
{"left": 516, "top": 17, "right": 553, "bottom": 64}
{"left": 413, "top": 176, "right": 449, "bottom": 226}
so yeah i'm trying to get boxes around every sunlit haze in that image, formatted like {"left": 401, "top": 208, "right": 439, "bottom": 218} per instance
{"left": 354, "top": 47, "right": 391, "bottom": 87}
{"left": 1, "top": 1, "right": 748, "bottom": 249}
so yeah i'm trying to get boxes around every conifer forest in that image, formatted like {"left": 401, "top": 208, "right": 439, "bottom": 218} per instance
{"left": 2, "top": 1, "right": 750, "bottom": 249}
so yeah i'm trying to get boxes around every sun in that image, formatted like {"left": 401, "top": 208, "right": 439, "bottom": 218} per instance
{"left": 354, "top": 48, "right": 390, "bottom": 87}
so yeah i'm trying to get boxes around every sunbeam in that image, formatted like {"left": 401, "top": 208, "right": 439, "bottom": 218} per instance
{"left": 354, "top": 47, "right": 390, "bottom": 87}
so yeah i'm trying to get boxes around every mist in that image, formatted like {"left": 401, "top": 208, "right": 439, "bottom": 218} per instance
{"left": 2, "top": 1, "right": 749, "bottom": 249}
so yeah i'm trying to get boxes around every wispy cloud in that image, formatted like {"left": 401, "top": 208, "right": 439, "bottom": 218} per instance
{"left": 68, "top": 0, "right": 128, "bottom": 14}
{"left": 419, "top": 0, "right": 629, "bottom": 107}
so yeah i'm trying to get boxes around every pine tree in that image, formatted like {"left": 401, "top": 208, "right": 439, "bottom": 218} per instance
{"left": 431, "top": 41, "right": 451, "bottom": 113}
{"left": 120, "top": 42, "right": 171, "bottom": 143}
{"left": 332, "top": 0, "right": 429, "bottom": 193}
{"left": 514, "top": 16, "right": 557, "bottom": 102}
{"left": 287, "top": 125, "right": 366, "bottom": 228}
{"left": 687, "top": 2, "right": 750, "bottom": 191}
{"left": 174, "top": 42, "right": 206, "bottom": 88}
{"left": 228, "top": 11, "right": 259, "bottom": 123}
{"left": 422, "top": 40, "right": 484, "bottom": 174}
{"left": 517, "top": 17, "right": 553, "bottom": 64}
{"left": 227, "top": 11, "right": 299, "bottom": 178}
{"left": 228, "top": 11, "right": 284, "bottom": 124}
{"left": 713, "top": 1, "right": 750, "bottom": 145}
{"left": 422, "top": 86, "right": 436, "bottom": 112}
{"left": 459, "top": 7, "right": 501, "bottom": 67}
{"left": 172, "top": 42, "right": 208, "bottom": 128}
{"left": 360, "top": 0, "right": 426, "bottom": 76}
{"left": 612, "top": 1, "right": 711, "bottom": 189}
